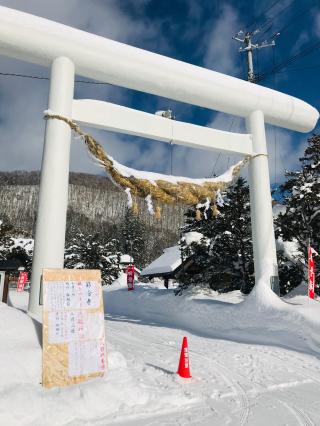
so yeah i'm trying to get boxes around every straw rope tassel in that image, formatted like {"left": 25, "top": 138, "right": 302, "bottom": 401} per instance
{"left": 212, "top": 204, "right": 220, "bottom": 217}
{"left": 132, "top": 200, "right": 139, "bottom": 215}
{"left": 155, "top": 206, "right": 162, "bottom": 220}
{"left": 195, "top": 209, "right": 202, "bottom": 221}
{"left": 43, "top": 112, "right": 250, "bottom": 207}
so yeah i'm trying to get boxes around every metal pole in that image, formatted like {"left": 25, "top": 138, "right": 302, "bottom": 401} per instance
{"left": 28, "top": 56, "right": 75, "bottom": 317}
{"left": 246, "top": 110, "right": 279, "bottom": 291}
{"left": 245, "top": 35, "right": 255, "bottom": 83}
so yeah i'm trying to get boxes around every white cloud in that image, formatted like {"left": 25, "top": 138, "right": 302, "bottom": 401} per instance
{"left": 203, "top": 4, "right": 242, "bottom": 76}
{"left": 314, "top": 10, "right": 320, "bottom": 37}
{"left": 290, "top": 31, "right": 309, "bottom": 54}
{"left": 0, "top": 0, "right": 162, "bottom": 172}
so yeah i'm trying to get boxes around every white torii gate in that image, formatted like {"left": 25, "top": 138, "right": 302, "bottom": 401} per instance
{"left": 0, "top": 7, "right": 318, "bottom": 317}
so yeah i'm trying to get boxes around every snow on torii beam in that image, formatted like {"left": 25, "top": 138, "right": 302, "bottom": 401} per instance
{"left": 0, "top": 6, "right": 318, "bottom": 316}
{"left": 72, "top": 100, "right": 253, "bottom": 156}
{"left": 0, "top": 6, "right": 318, "bottom": 132}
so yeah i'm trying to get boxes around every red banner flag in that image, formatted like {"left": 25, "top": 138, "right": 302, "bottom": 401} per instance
{"left": 308, "top": 246, "right": 315, "bottom": 300}
{"left": 17, "top": 271, "right": 28, "bottom": 292}
{"left": 126, "top": 265, "right": 135, "bottom": 291}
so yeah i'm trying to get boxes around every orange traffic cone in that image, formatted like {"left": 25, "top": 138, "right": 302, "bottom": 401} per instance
{"left": 177, "top": 336, "right": 192, "bottom": 378}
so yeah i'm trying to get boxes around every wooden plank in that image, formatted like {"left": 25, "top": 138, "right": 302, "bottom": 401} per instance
{"left": 42, "top": 269, "right": 106, "bottom": 388}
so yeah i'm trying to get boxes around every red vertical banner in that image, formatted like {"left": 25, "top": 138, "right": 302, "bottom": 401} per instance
{"left": 308, "top": 246, "right": 315, "bottom": 300}
{"left": 17, "top": 272, "right": 28, "bottom": 292}
{"left": 126, "top": 265, "right": 135, "bottom": 291}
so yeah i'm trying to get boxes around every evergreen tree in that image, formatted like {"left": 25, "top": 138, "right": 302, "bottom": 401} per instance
{"left": 118, "top": 209, "right": 148, "bottom": 269}
{"left": 178, "top": 178, "right": 254, "bottom": 294}
{"left": 276, "top": 134, "right": 320, "bottom": 292}
{"left": 0, "top": 215, "right": 14, "bottom": 259}
{"left": 64, "top": 232, "right": 121, "bottom": 285}
{"left": 276, "top": 248, "right": 304, "bottom": 296}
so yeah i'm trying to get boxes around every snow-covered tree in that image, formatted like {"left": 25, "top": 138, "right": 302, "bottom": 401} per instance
{"left": 0, "top": 215, "right": 14, "bottom": 259}
{"left": 276, "top": 248, "right": 304, "bottom": 296}
{"left": 0, "top": 217, "right": 33, "bottom": 273}
{"left": 178, "top": 178, "right": 254, "bottom": 294}
{"left": 117, "top": 209, "right": 148, "bottom": 269}
{"left": 276, "top": 134, "right": 320, "bottom": 292}
{"left": 64, "top": 232, "right": 121, "bottom": 285}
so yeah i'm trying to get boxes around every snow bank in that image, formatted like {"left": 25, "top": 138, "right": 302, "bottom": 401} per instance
{"left": 105, "top": 277, "right": 320, "bottom": 356}
{"left": 2, "top": 278, "right": 320, "bottom": 425}
{"left": 0, "top": 299, "right": 155, "bottom": 426}
{"left": 0, "top": 294, "right": 199, "bottom": 426}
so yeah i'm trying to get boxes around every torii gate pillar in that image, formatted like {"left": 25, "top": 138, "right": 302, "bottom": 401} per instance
{"left": 28, "top": 57, "right": 74, "bottom": 317}
{"left": 246, "top": 110, "right": 279, "bottom": 292}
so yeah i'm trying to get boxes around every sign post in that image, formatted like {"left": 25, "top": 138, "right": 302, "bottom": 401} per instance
{"left": 126, "top": 265, "right": 135, "bottom": 291}
{"left": 17, "top": 272, "right": 28, "bottom": 292}
{"left": 308, "top": 245, "right": 315, "bottom": 300}
{"left": 42, "top": 269, "right": 106, "bottom": 388}
{"left": 0, "top": 271, "right": 6, "bottom": 302}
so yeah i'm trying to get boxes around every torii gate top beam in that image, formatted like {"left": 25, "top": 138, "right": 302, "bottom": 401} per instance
{"left": 0, "top": 6, "right": 318, "bottom": 133}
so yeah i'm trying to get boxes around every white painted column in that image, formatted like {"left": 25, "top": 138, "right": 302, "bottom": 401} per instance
{"left": 28, "top": 56, "right": 75, "bottom": 317}
{"left": 246, "top": 110, "right": 279, "bottom": 291}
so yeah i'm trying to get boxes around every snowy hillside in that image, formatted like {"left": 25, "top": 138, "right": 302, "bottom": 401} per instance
{"left": 1, "top": 275, "right": 320, "bottom": 425}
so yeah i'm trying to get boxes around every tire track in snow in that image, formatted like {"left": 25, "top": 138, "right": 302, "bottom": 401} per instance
{"left": 189, "top": 348, "right": 250, "bottom": 426}
{"left": 109, "top": 325, "right": 251, "bottom": 425}
{"left": 109, "top": 322, "right": 318, "bottom": 425}
{"left": 193, "top": 344, "right": 317, "bottom": 426}
{"left": 140, "top": 336, "right": 251, "bottom": 425}
{"left": 277, "top": 400, "right": 314, "bottom": 426}
{"left": 229, "top": 349, "right": 317, "bottom": 426}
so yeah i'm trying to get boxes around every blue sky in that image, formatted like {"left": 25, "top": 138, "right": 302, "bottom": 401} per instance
{"left": 0, "top": 0, "right": 319, "bottom": 186}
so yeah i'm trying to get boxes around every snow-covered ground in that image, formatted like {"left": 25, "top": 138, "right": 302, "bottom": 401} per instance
{"left": 1, "top": 275, "right": 320, "bottom": 425}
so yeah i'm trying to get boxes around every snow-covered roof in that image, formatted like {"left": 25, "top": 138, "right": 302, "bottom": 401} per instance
{"left": 120, "top": 254, "right": 133, "bottom": 264}
{"left": 140, "top": 246, "right": 182, "bottom": 276}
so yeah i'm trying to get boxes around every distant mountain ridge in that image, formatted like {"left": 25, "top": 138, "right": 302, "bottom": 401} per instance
{"left": 0, "top": 170, "right": 185, "bottom": 250}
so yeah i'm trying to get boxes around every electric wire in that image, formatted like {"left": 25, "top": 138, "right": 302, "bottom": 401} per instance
{"left": 208, "top": 116, "right": 238, "bottom": 178}
{"left": 272, "top": 47, "right": 278, "bottom": 186}
{"left": 269, "top": 0, "right": 317, "bottom": 40}
{"left": 244, "top": 0, "right": 284, "bottom": 31}
{"left": 208, "top": 153, "right": 221, "bottom": 178}
{"left": 257, "top": 38, "right": 320, "bottom": 82}
{"left": 255, "top": 0, "right": 297, "bottom": 42}
{"left": 0, "top": 71, "right": 114, "bottom": 86}
{"left": 275, "top": 64, "right": 320, "bottom": 73}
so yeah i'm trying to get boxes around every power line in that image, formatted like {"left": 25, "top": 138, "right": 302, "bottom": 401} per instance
{"left": 269, "top": 0, "right": 317, "bottom": 39}
{"left": 272, "top": 47, "right": 278, "bottom": 186}
{"left": 257, "top": 38, "right": 320, "bottom": 82}
{"left": 209, "top": 153, "right": 221, "bottom": 178}
{"left": 0, "top": 71, "right": 113, "bottom": 86}
{"left": 244, "top": 0, "right": 284, "bottom": 31}
{"left": 275, "top": 64, "right": 320, "bottom": 72}
{"left": 208, "top": 116, "right": 239, "bottom": 178}
{"left": 255, "top": 0, "right": 297, "bottom": 42}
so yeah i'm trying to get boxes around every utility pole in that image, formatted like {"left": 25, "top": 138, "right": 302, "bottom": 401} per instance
{"left": 233, "top": 28, "right": 281, "bottom": 295}
{"left": 233, "top": 29, "right": 278, "bottom": 82}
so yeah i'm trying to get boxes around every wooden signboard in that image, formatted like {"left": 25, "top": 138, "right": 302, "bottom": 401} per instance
{"left": 42, "top": 269, "right": 106, "bottom": 388}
